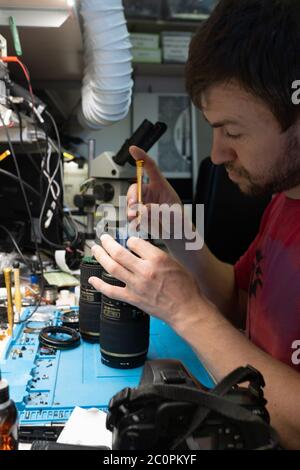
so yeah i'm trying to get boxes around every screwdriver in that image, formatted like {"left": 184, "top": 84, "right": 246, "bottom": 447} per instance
{"left": 13, "top": 263, "right": 21, "bottom": 323}
{"left": 136, "top": 159, "right": 144, "bottom": 205}
{"left": 3, "top": 268, "right": 14, "bottom": 336}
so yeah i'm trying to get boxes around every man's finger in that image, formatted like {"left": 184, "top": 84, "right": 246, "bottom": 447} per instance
{"left": 127, "top": 183, "right": 148, "bottom": 207}
{"left": 98, "top": 234, "right": 143, "bottom": 273}
{"left": 91, "top": 243, "right": 134, "bottom": 284}
{"left": 126, "top": 236, "right": 164, "bottom": 260}
{"left": 88, "top": 276, "right": 130, "bottom": 302}
{"left": 129, "top": 146, "right": 162, "bottom": 181}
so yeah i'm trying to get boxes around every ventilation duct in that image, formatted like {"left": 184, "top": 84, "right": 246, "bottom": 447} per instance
{"left": 78, "top": 0, "right": 133, "bottom": 129}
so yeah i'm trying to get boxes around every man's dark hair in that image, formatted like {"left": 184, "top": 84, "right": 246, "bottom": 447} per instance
{"left": 186, "top": 0, "right": 300, "bottom": 131}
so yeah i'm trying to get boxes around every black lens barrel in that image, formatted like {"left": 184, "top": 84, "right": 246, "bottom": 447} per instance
{"left": 100, "top": 271, "right": 150, "bottom": 369}
{"left": 79, "top": 256, "right": 102, "bottom": 342}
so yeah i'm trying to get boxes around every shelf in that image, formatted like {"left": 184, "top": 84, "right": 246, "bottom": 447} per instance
{"left": 127, "top": 18, "right": 205, "bottom": 34}
{"left": 32, "top": 64, "right": 186, "bottom": 89}
{"left": 2, "top": 10, "right": 197, "bottom": 83}
{"left": 133, "top": 63, "right": 185, "bottom": 77}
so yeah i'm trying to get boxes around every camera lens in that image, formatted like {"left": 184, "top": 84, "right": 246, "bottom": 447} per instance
{"left": 100, "top": 270, "right": 150, "bottom": 369}
{"left": 61, "top": 310, "right": 79, "bottom": 330}
{"left": 79, "top": 256, "right": 102, "bottom": 342}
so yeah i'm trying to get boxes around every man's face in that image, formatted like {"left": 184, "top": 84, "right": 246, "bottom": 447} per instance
{"left": 201, "top": 82, "right": 300, "bottom": 197}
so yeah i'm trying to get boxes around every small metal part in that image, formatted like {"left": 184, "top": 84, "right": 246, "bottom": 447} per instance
{"left": 61, "top": 310, "right": 79, "bottom": 330}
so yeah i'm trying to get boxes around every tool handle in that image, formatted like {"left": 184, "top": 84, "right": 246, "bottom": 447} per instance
{"left": 13, "top": 268, "right": 22, "bottom": 321}
{"left": 3, "top": 268, "right": 14, "bottom": 335}
{"left": 136, "top": 160, "right": 144, "bottom": 205}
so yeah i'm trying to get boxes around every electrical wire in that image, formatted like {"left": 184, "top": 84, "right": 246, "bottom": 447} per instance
{"left": 0, "top": 224, "right": 31, "bottom": 267}
{"left": 38, "top": 144, "right": 65, "bottom": 248}
{"left": 1, "top": 96, "right": 80, "bottom": 254}
{"left": 0, "top": 80, "right": 80, "bottom": 323}
{"left": 37, "top": 140, "right": 78, "bottom": 247}
{"left": 12, "top": 102, "right": 41, "bottom": 175}
{"left": 11, "top": 101, "right": 77, "bottom": 247}
{"left": 42, "top": 142, "right": 61, "bottom": 214}
{"left": 41, "top": 143, "right": 79, "bottom": 244}
{"left": 0, "top": 94, "right": 45, "bottom": 176}
{"left": 35, "top": 111, "right": 78, "bottom": 246}
{"left": 72, "top": 218, "right": 87, "bottom": 228}
{"left": 0, "top": 168, "right": 40, "bottom": 197}
{"left": 0, "top": 114, "right": 45, "bottom": 324}
{"left": 0, "top": 56, "right": 34, "bottom": 102}
{"left": 1, "top": 92, "right": 80, "bottom": 247}
{"left": 3, "top": 100, "right": 70, "bottom": 247}
{"left": 38, "top": 111, "right": 79, "bottom": 248}
{"left": 63, "top": 210, "right": 79, "bottom": 242}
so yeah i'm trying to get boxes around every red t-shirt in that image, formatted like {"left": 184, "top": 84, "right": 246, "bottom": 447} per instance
{"left": 234, "top": 193, "right": 300, "bottom": 372}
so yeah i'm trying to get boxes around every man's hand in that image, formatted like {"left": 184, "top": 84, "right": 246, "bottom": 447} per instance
{"left": 127, "top": 146, "right": 182, "bottom": 222}
{"left": 88, "top": 235, "right": 300, "bottom": 449}
{"left": 127, "top": 146, "right": 197, "bottom": 240}
{"left": 88, "top": 234, "right": 213, "bottom": 332}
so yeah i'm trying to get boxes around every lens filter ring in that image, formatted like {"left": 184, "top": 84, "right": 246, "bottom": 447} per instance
{"left": 39, "top": 326, "right": 81, "bottom": 350}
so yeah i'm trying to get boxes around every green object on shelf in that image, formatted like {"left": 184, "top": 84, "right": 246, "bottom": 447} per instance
{"left": 9, "top": 16, "right": 22, "bottom": 57}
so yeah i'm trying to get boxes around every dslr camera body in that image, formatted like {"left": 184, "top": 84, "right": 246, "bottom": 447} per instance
{"left": 107, "top": 360, "right": 279, "bottom": 450}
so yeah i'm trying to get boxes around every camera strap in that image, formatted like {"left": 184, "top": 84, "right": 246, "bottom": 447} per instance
{"left": 171, "top": 364, "right": 266, "bottom": 449}
{"left": 127, "top": 365, "right": 279, "bottom": 450}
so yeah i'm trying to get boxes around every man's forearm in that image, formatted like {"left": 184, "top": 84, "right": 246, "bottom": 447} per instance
{"left": 165, "top": 237, "right": 241, "bottom": 325}
{"left": 175, "top": 306, "right": 300, "bottom": 450}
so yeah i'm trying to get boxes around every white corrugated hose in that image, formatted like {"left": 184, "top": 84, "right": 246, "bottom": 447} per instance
{"left": 78, "top": 0, "right": 133, "bottom": 129}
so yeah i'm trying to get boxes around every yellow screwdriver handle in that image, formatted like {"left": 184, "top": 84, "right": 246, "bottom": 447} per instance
{"left": 3, "top": 268, "right": 14, "bottom": 336}
{"left": 136, "top": 159, "right": 144, "bottom": 205}
{"left": 13, "top": 267, "right": 22, "bottom": 321}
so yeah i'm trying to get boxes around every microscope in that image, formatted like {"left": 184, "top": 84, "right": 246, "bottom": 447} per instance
{"left": 74, "top": 119, "right": 167, "bottom": 252}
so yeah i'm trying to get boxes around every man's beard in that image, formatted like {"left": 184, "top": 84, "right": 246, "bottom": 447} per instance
{"left": 225, "top": 133, "right": 300, "bottom": 198}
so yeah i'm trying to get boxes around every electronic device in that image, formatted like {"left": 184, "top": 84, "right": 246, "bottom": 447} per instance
{"left": 107, "top": 359, "right": 279, "bottom": 450}
{"left": 73, "top": 119, "right": 167, "bottom": 251}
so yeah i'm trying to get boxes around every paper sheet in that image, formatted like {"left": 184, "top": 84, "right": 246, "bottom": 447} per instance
{"left": 55, "top": 250, "right": 80, "bottom": 275}
{"left": 57, "top": 406, "right": 112, "bottom": 449}
{"left": 43, "top": 271, "right": 79, "bottom": 288}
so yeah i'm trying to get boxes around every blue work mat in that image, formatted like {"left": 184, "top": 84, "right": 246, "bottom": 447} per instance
{"left": 0, "top": 308, "right": 213, "bottom": 426}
